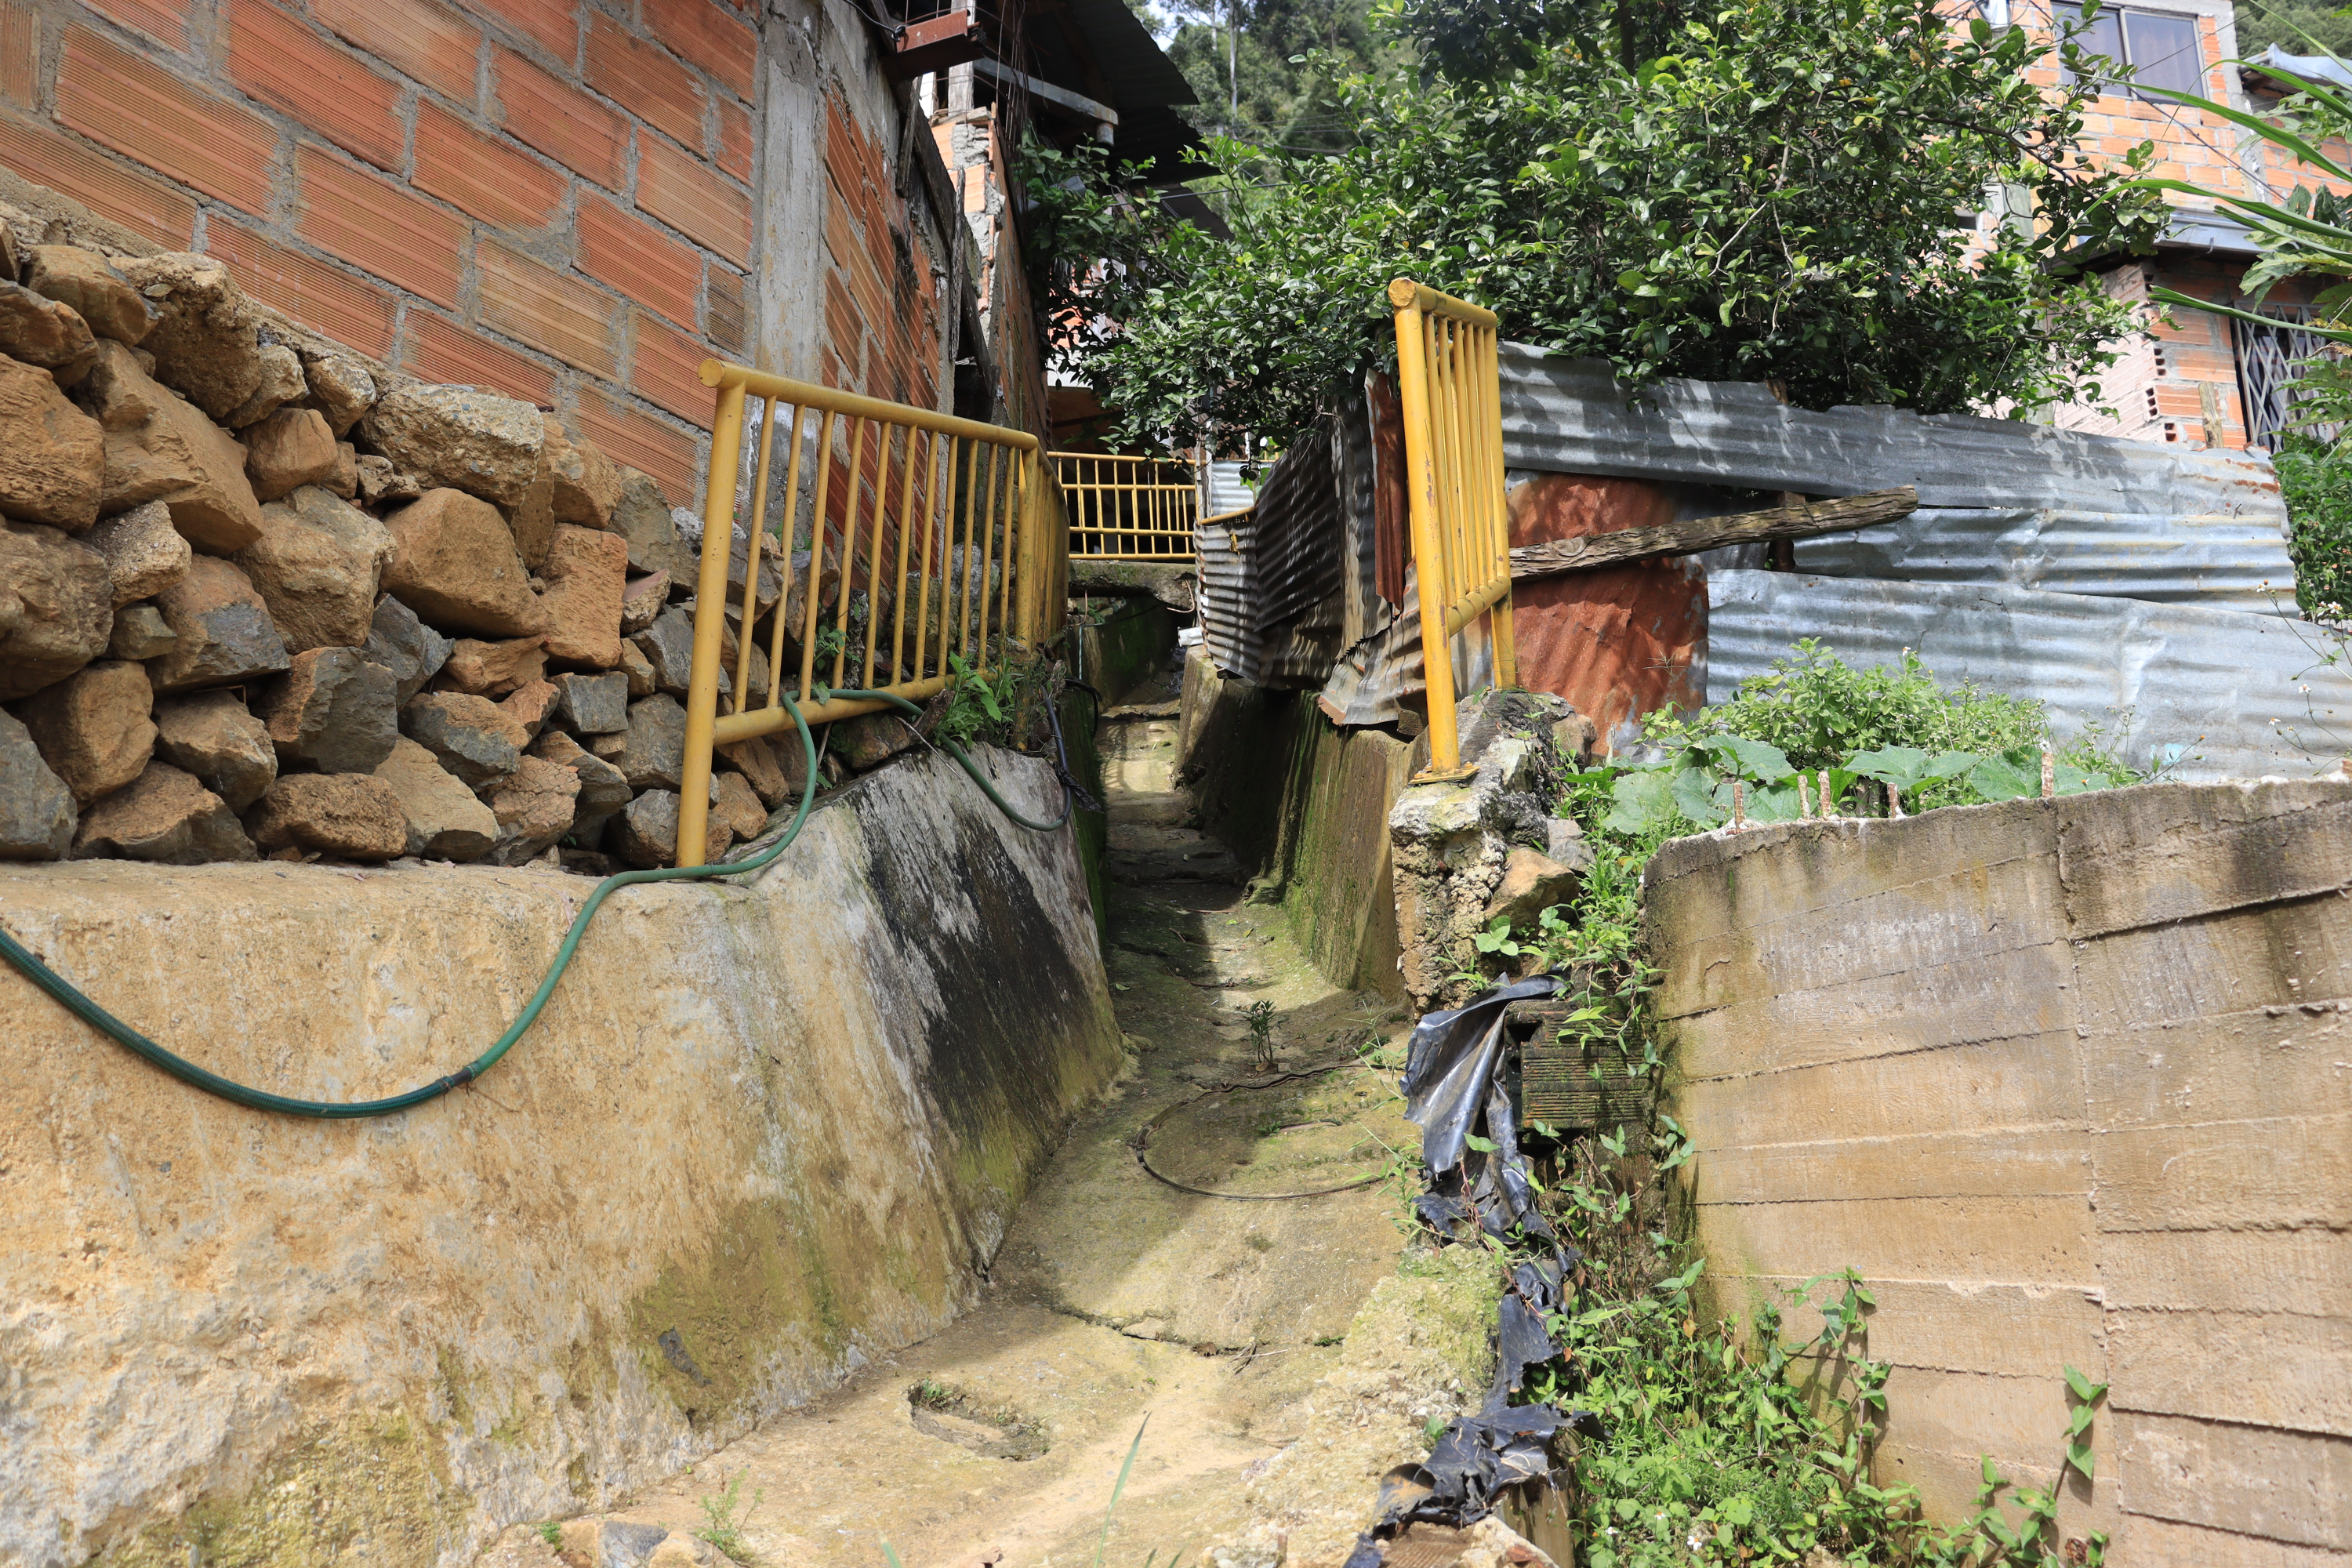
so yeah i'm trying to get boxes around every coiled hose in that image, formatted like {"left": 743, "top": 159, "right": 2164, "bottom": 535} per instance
{"left": 0, "top": 688, "right": 1079, "bottom": 1120}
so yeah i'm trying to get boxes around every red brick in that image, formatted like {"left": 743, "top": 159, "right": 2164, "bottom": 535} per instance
{"left": 716, "top": 95, "right": 750, "bottom": 180}
{"left": 575, "top": 382, "right": 699, "bottom": 503}
{"left": 58, "top": 28, "right": 278, "bottom": 215}
{"left": 469, "top": 0, "right": 575, "bottom": 61}
{"left": 583, "top": 13, "right": 701, "bottom": 149}
{"left": 414, "top": 101, "right": 564, "bottom": 232}
{"left": 311, "top": 0, "right": 480, "bottom": 103}
{"left": 403, "top": 311, "right": 555, "bottom": 404}
{"left": 493, "top": 49, "right": 624, "bottom": 189}
{"left": 638, "top": 133, "right": 749, "bottom": 266}
{"left": 0, "top": 5, "right": 28, "bottom": 108}
{"left": 478, "top": 238, "right": 616, "bottom": 375}
{"left": 629, "top": 308, "right": 713, "bottom": 426}
{"left": 294, "top": 147, "right": 465, "bottom": 307}
{"left": 577, "top": 195, "right": 699, "bottom": 328}
{"left": 207, "top": 220, "right": 395, "bottom": 358}
{"left": 705, "top": 263, "right": 743, "bottom": 354}
{"left": 79, "top": 0, "right": 190, "bottom": 52}
{"left": 229, "top": 2, "right": 404, "bottom": 172}
{"left": 0, "top": 114, "right": 194, "bottom": 244}
{"left": 640, "top": 0, "right": 753, "bottom": 100}
{"left": 822, "top": 271, "right": 862, "bottom": 376}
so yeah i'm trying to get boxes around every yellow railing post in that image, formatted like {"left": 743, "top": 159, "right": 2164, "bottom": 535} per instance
{"left": 678, "top": 378, "right": 747, "bottom": 869}
{"left": 1389, "top": 277, "right": 1512, "bottom": 781}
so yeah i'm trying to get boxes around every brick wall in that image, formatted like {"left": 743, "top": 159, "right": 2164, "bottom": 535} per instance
{"left": 0, "top": 0, "right": 762, "bottom": 506}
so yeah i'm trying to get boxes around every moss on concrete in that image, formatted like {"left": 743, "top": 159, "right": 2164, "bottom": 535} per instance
{"left": 96, "top": 1406, "right": 469, "bottom": 1568}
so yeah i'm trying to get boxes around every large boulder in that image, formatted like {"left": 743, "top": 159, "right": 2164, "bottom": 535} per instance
{"left": 72, "top": 760, "right": 255, "bottom": 862}
{"left": 221, "top": 336, "right": 305, "bottom": 429}
{"left": 297, "top": 343, "right": 376, "bottom": 435}
{"left": 82, "top": 499, "right": 188, "bottom": 605}
{"left": 609, "top": 787, "right": 731, "bottom": 869}
{"left": 74, "top": 339, "right": 264, "bottom": 552}
{"left": 114, "top": 252, "right": 263, "bottom": 423}
{"left": 361, "top": 593, "right": 451, "bottom": 704}
{"left": 152, "top": 688, "right": 276, "bottom": 810}
{"left": 16, "top": 658, "right": 154, "bottom": 805}
{"left": 543, "top": 419, "right": 622, "bottom": 528}
{"left": 437, "top": 635, "right": 546, "bottom": 696}
{"left": 235, "top": 485, "right": 393, "bottom": 652}
{"left": 482, "top": 753, "right": 579, "bottom": 865}
{"left": 371, "top": 735, "right": 495, "bottom": 861}
{"left": 147, "top": 554, "right": 290, "bottom": 693}
{"left": 242, "top": 772, "right": 406, "bottom": 861}
{"left": 0, "top": 520, "right": 111, "bottom": 699}
{"left": 0, "top": 352, "right": 103, "bottom": 531}
{"left": 379, "top": 488, "right": 547, "bottom": 639}
{"left": 20, "top": 245, "right": 154, "bottom": 344}
{"left": 551, "top": 670, "right": 628, "bottom": 734}
{"left": 608, "top": 693, "right": 687, "bottom": 790}
{"left": 608, "top": 469, "right": 691, "bottom": 579}
{"left": 541, "top": 523, "right": 628, "bottom": 668}
{"left": 359, "top": 383, "right": 545, "bottom": 510}
{"left": 0, "top": 710, "right": 76, "bottom": 859}
{"left": 0, "top": 281, "right": 96, "bottom": 383}
{"left": 255, "top": 647, "right": 398, "bottom": 775}
{"left": 242, "top": 407, "right": 340, "bottom": 501}
{"left": 107, "top": 602, "right": 176, "bottom": 661}
{"left": 399, "top": 691, "right": 525, "bottom": 790}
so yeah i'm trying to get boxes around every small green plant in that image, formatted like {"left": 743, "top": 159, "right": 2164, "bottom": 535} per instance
{"left": 1244, "top": 999, "right": 1277, "bottom": 1067}
{"left": 695, "top": 1468, "right": 762, "bottom": 1563}
{"left": 910, "top": 1377, "right": 956, "bottom": 1410}
{"left": 536, "top": 1523, "right": 561, "bottom": 1548}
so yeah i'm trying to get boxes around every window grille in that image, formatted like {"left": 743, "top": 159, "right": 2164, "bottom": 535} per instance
{"left": 2230, "top": 302, "right": 2345, "bottom": 453}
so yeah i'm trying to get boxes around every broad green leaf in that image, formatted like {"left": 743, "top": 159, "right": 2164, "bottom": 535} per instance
{"left": 1846, "top": 745, "right": 1933, "bottom": 789}
{"left": 1673, "top": 766, "right": 1726, "bottom": 827}
{"left": 1704, "top": 733, "right": 1796, "bottom": 781}
{"left": 1603, "top": 768, "right": 1679, "bottom": 835}
{"left": 2064, "top": 1363, "right": 2106, "bottom": 1403}
{"left": 1967, "top": 746, "right": 2042, "bottom": 801}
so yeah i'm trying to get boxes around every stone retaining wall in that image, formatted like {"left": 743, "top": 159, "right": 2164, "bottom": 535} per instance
{"left": 1646, "top": 781, "right": 2352, "bottom": 1560}
{"left": 0, "top": 745, "right": 1121, "bottom": 1568}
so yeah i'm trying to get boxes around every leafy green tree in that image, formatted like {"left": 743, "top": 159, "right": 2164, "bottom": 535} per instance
{"left": 1033, "top": 0, "right": 2165, "bottom": 454}
{"left": 2235, "top": 0, "right": 2352, "bottom": 60}
{"left": 1157, "top": 0, "right": 1392, "bottom": 149}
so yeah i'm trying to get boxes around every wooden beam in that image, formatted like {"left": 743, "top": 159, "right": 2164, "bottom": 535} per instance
{"left": 1508, "top": 486, "right": 1916, "bottom": 581}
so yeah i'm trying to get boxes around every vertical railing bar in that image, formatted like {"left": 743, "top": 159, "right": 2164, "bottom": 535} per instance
{"left": 678, "top": 374, "right": 746, "bottom": 868}
{"left": 954, "top": 438, "right": 982, "bottom": 663}
{"left": 798, "top": 408, "right": 838, "bottom": 704}
{"left": 1390, "top": 278, "right": 1461, "bottom": 776}
{"left": 860, "top": 422, "right": 896, "bottom": 688}
{"left": 832, "top": 416, "right": 868, "bottom": 691}
{"left": 915, "top": 433, "right": 947, "bottom": 681}
{"left": 765, "top": 403, "right": 809, "bottom": 713}
{"left": 733, "top": 394, "right": 779, "bottom": 715}
{"left": 888, "top": 422, "right": 922, "bottom": 688}
{"left": 971, "top": 441, "right": 1002, "bottom": 670}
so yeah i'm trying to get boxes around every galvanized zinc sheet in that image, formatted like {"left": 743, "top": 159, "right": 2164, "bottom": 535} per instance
{"left": 1498, "top": 345, "right": 2287, "bottom": 519}
{"left": 1791, "top": 507, "right": 2297, "bottom": 616}
{"left": 1707, "top": 570, "right": 2352, "bottom": 782}
{"left": 1203, "top": 459, "right": 1255, "bottom": 517}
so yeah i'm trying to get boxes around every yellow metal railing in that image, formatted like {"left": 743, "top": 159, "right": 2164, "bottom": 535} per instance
{"left": 677, "top": 359, "right": 1069, "bottom": 867}
{"left": 1052, "top": 452, "right": 1198, "bottom": 561}
{"left": 1388, "top": 278, "right": 1515, "bottom": 779}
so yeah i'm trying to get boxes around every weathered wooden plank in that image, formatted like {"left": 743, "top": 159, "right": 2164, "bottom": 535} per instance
{"left": 1508, "top": 486, "right": 1917, "bottom": 580}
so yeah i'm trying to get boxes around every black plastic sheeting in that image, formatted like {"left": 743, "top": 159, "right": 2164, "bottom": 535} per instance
{"left": 1343, "top": 976, "right": 1603, "bottom": 1561}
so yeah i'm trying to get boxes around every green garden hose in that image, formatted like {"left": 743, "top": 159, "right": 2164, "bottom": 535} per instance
{"left": 0, "top": 687, "right": 1082, "bottom": 1120}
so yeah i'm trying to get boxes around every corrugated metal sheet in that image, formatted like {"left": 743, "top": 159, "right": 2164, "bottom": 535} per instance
{"left": 1193, "top": 424, "right": 1352, "bottom": 688}
{"left": 1203, "top": 460, "right": 1254, "bottom": 517}
{"left": 1707, "top": 570, "right": 2352, "bottom": 782}
{"left": 1790, "top": 506, "right": 2296, "bottom": 615}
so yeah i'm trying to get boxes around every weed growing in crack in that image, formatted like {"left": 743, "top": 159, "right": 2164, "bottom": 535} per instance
{"left": 695, "top": 1468, "right": 762, "bottom": 1562}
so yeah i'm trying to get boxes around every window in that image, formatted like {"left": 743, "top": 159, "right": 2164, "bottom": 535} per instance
{"left": 2062, "top": 5, "right": 2205, "bottom": 99}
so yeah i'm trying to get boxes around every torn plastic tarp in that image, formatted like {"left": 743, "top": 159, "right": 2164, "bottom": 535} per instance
{"left": 1341, "top": 975, "right": 1602, "bottom": 1556}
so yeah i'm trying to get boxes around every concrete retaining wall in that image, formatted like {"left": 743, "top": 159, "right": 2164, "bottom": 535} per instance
{"left": 0, "top": 747, "right": 1120, "bottom": 1568}
{"left": 1646, "top": 782, "right": 2352, "bottom": 1560}
{"left": 1178, "top": 648, "right": 1406, "bottom": 996}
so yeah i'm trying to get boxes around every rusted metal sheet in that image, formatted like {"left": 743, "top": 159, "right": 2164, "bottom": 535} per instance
{"left": 1507, "top": 473, "right": 1705, "bottom": 753}
{"left": 1193, "top": 418, "right": 1352, "bottom": 688}
{"left": 1708, "top": 570, "right": 2352, "bottom": 782}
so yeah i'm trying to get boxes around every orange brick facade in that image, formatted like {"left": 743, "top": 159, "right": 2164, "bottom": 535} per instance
{"left": 0, "top": 0, "right": 1033, "bottom": 510}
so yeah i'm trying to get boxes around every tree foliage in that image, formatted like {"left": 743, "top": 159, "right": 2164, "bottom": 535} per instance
{"left": 1029, "top": 0, "right": 2167, "bottom": 454}
{"left": 2234, "top": 0, "right": 2352, "bottom": 60}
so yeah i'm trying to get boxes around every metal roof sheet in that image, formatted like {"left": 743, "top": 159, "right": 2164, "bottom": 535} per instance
{"left": 1707, "top": 570, "right": 2352, "bottom": 782}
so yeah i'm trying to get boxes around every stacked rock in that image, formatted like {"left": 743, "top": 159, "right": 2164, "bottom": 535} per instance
{"left": 0, "top": 230, "right": 807, "bottom": 873}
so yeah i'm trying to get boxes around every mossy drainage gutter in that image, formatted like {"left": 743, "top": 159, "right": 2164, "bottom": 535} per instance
{"left": 0, "top": 727, "right": 1123, "bottom": 1568}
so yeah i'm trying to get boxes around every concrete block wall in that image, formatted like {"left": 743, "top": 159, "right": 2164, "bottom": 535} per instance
{"left": 0, "top": 0, "right": 970, "bottom": 508}
{"left": 1645, "top": 781, "right": 2352, "bottom": 1560}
